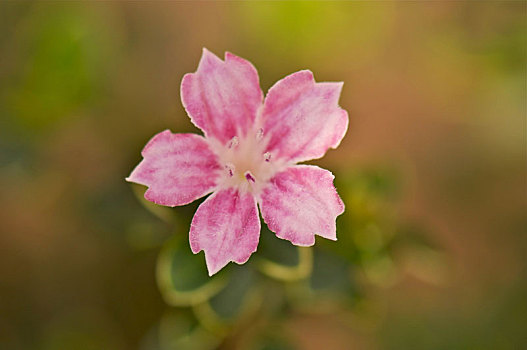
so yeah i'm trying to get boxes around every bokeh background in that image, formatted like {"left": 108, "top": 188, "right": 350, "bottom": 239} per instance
{"left": 1, "top": 2, "right": 525, "bottom": 350}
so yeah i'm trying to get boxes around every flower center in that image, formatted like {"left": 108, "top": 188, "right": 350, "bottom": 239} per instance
{"left": 210, "top": 128, "right": 284, "bottom": 195}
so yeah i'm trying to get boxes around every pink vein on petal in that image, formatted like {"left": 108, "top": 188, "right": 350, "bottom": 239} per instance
{"left": 190, "top": 188, "right": 261, "bottom": 276}
{"left": 181, "top": 49, "right": 263, "bottom": 144}
{"left": 259, "top": 165, "right": 344, "bottom": 246}
{"left": 126, "top": 130, "right": 221, "bottom": 207}
{"left": 261, "top": 70, "right": 349, "bottom": 163}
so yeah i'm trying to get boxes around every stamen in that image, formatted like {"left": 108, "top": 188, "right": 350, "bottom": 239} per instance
{"left": 225, "top": 163, "right": 235, "bottom": 177}
{"left": 245, "top": 171, "right": 256, "bottom": 183}
{"left": 228, "top": 136, "right": 239, "bottom": 149}
{"left": 264, "top": 152, "right": 271, "bottom": 162}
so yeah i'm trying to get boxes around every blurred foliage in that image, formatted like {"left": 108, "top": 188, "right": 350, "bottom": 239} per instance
{"left": 156, "top": 236, "right": 228, "bottom": 307}
{"left": 129, "top": 162, "right": 445, "bottom": 350}
{"left": 1, "top": 5, "right": 117, "bottom": 134}
{"left": 0, "top": 2, "right": 525, "bottom": 350}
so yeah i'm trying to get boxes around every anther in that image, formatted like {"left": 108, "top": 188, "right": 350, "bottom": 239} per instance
{"left": 228, "top": 136, "right": 239, "bottom": 149}
{"left": 225, "top": 163, "right": 235, "bottom": 177}
{"left": 263, "top": 152, "right": 271, "bottom": 162}
{"left": 244, "top": 171, "right": 256, "bottom": 183}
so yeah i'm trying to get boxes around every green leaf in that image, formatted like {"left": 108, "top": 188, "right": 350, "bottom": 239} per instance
{"left": 255, "top": 226, "right": 312, "bottom": 281}
{"left": 193, "top": 266, "right": 261, "bottom": 334}
{"left": 310, "top": 249, "right": 354, "bottom": 293}
{"left": 156, "top": 237, "right": 228, "bottom": 307}
{"left": 287, "top": 248, "right": 361, "bottom": 312}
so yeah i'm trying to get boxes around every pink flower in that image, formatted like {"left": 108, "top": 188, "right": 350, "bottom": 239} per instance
{"left": 127, "top": 49, "right": 348, "bottom": 276}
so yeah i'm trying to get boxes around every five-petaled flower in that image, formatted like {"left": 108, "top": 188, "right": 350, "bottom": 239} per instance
{"left": 127, "top": 49, "right": 348, "bottom": 275}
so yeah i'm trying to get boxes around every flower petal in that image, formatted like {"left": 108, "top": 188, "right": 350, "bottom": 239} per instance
{"left": 261, "top": 70, "right": 348, "bottom": 163}
{"left": 259, "top": 165, "right": 345, "bottom": 246}
{"left": 190, "top": 188, "right": 260, "bottom": 276}
{"left": 181, "top": 49, "right": 263, "bottom": 144}
{"left": 126, "top": 130, "right": 221, "bottom": 206}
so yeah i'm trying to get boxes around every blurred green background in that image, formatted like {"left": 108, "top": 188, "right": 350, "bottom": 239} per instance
{"left": 0, "top": 2, "right": 525, "bottom": 350}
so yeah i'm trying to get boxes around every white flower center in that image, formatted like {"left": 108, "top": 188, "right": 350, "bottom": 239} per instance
{"left": 209, "top": 127, "right": 286, "bottom": 196}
